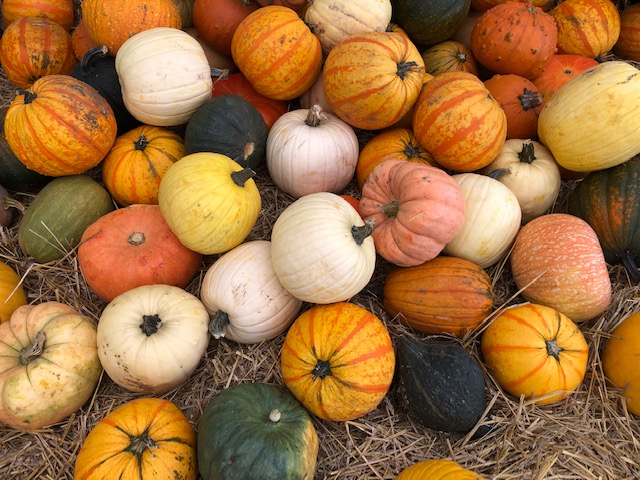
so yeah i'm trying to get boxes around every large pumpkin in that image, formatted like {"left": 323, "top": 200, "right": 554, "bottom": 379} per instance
{"left": 397, "top": 459, "right": 484, "bottom": 480}
{"left": 529, "top": 53, "right": 599, "bottom": 103}
{"left": 392, "top": 0, "right": 471, "bottom": 46}
{"left": 0, "top": 262, "right": 27, "bottom": 324}
{"left": 1, "top": 0, "right": 75, "bottom": 31}
{"left": 281, "top": 302, "right": 395, "bottom": 422}
{"left": 614, "top": 3, "right": 640, "bottom": 61}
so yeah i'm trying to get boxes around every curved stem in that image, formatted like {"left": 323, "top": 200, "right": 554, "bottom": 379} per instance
{"left": 352, "top": 218, "right": 375, "bottom": 246}
{"left": 235, "top": 142, "right": 255, "bottom": 165}
{"left": 208, "top": 310, "right": 230, "bottom": 339}
{"left": 79, "top": 45, "right": 109, "bottom": 75}
{"left": 488, "top": 167, "right": 510, "bottom": 179}
{"left": 2, "top": 195, "right": 25, "bottom": 213}
{"left": 20, "top": 331, "right": 45, "bottom": 364}
{"left": 231, "top": 168, "right": 257, "bottom": 187}
{"left": 17, "top": 89, "right": 37, "bottom": 104}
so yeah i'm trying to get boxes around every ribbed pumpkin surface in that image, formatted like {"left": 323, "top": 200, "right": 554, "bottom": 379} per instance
{"left": 1, "top": 0, "right": 75, "bottom": 31}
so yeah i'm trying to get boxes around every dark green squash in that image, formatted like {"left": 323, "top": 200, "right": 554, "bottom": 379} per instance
{"left": 394, "top": 336, "right": 487, "bottom": 433}
{"left": 392, "top": 0, "right": 471, "bottom": 47}
{"left": 184, "top": 94, "right": 268, "bottom": 169}
{"left": 197, "top": 382, "right": 319, "bottom": 480}
{"left": 567, "top": 158, "right": 640, "bottom": 283}
{"left": 18, "top": 175, "right": 115, "bottom": 263}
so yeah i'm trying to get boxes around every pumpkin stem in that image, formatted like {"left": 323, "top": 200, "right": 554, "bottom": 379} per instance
{"left": 397, "top": 61, "right": 420, "bottom": 80}
{"left": 488, "top": 167, "right": 511, "bottom": 179}
{"left": 134, "top": 134, "right": 149, "bottom": 151}
{"left": 236, "top": 142, "right": 255, "bottom": 165}
{"left": 211, "top": 67, "right": 230, "bottom": 89}
{"left": 518, "top": 140, "right": 537, "bottom": 164}
{"left": 382, "top": 200, "right": 400, "bottom": 218}
{"left": 545, "top": 338, "right": 562, "bottom": 361}
{"left": 352, "top": 218, "right": 375, "bottom": 246}
{"left": 127, "top": 430, "right": 159, "bottom": 458}
{"left": 140, "top": 314, "right": 162, "bottom": 336}
{"left": 305, "top": 105, "right": 324, "bottom": 127}
{"left": 208, "top": 310, "right": 230, "bottom": 339}
{"left": 268, "top": 409, "right": 282, "bottom": 423}
{"left": 518, "top": 88, "right": 543, "bottom": 111}
{"left": 619, "top": 251, "right": 640, "bottom": 284}
{"left": 231, "top": 168, "right": 257, "bottom": 187}
{"left": 403, "top": 142, "right": 422, "bottom": 160}
{"left": 79, "top": 45, "right": 109, "bottom": 75}
{"left": 2, "top": 194, "right": 25, "bottom": 213}
{"left": 312, "top": 359, "right": 332, "bottom": 379}
{"left": 17, "top": 89, "right": 37, "bottom": 104}
{"left": 128, "top": 232, "right": 145, "bottom": 246}
{"left": 19, "top": 331, "right": 45, "bottom": 365}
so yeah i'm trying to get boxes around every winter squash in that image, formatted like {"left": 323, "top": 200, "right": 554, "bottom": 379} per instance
{"left": 102, "top": 125, "right": 185, "bottom": 206}
{"left": 323, "top": 31, "right": 424, "bottom": 130}
{"left": 172, "top": 0, "right": 195, "bottom": 28}
{"left": 281, "top": 302, "right": 395, "bottom": 421}
{"left": 74, "top": 397, "right": 197, "bottom": 480}
{"left": 537, "top": 61, "right": 640, "bottom": 172}
{"left": 395, "top": 336, "right": 487, "bottom": 433}
{"left": 443, "top": 173, "right": 522, "bottom": 269}
{"left": 97, "top": 284, "right": 210, "bottom": 395}
{"left": 197, "top": 383, "right": 318, "bottom": 480}
{"left": 481, "top": 303, "right": 589, "bottom": 405}
{"left": 510, "top": 213, "right": 612, "bottom": 322}
{"left": 397, "top": 459, "right": 484, "bottom": 480}
{"left": 470, "top": 2, "right": 558, "bottom": 79}
{"left": 158, "top": 152, "right": 261, "bottom": 255}
{"left": 359, "top": 159, "right": 466, "bottom": 267}
{"left": 78, "top": 205, "right": 203, "bottom": 303}
{"left": 270, "top": 192, "right": 376, "bottom": 304}
{"left": 0, "top": 301, "right": 102, "bottom": 430}
{"left": 1, "top": 0, "right": 74, "bottom": 31}
{"left": 412, "top": 71, "right": 507, "bottom": 172}
{"left": 0, "top": 262, "right": 27, "bottom": 324}
{"left": 614, "top": 4, "right": 640, "bottom": 61}
{"left": 529, "top": 53, "right": 599, "bottom": 103}
{"left": 70, "top": 20, "right": 97, "bottom": 61}
{"left": 4, "top": 74, "right": 117, "bottom": 177}
{"left": 266, "top": 105, "right": 359, "bottom": 198}
{"left": 200, "top": 240, "right": 302, "bottom": 344}
{"left": 231, "top": 5, "right": 322, "bottom": 101}
{"left": 0, "top": 16, "right": 77, "bottom": 88}
{"left": 81, "top": 0, "right": 182, "bottom": 55}
{"left": 392, "top": 0, "right": 471, "bottom": 46}
{"left": 602, "top": 312, "right": 640, "bottom": 416}
{"left": 255, "top": 0, "right": 309, "bottom": 14}
{"left": 421, "top": 40, "right": 479, "bottom": 76}
{"left": 470, "top": 0, "right": 554, "bottom": 12}
{"left": 481, "top": 139, "right": 561, "bottom": 224}
{"left": 18, "top": 175, "right": 115, "bottom": 263}
{"left": 383, "top": 256, "right": 494, "bottom": 336}
{"left": 304, "top": 0, "right": 392, "bottom": 54}
{"left": 115, "top": 27, "right": 213, "bottom": 126}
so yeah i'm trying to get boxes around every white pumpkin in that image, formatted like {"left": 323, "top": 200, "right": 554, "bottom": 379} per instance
{"left": 443, "top": 173, "right": 522, "bottom": 268}
{"left": 201, "top": 240, "right": 303, "bottom": 344}
{"left": 266, "top": 105, "right": 359, "bottom": 198}
{"left": 115, "top": 27, "right": 213, "bottom": 126}
{"left": 96, "top": 284, "right": 210, "bottom": 395}
{"left": 481, "top": 139, "right": 561, "bottom": 224}
{"left": 270, "top": 192, "right": 376, "bottom": 304}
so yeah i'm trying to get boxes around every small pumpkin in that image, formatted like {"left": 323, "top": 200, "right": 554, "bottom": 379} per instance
{"left": 529, "top": 53, "right": 599, "bottom": 103}
{"left": 1, "top": 0, "right": 75, "bottom": 31}
{"left": 0, "top": 262, "right": 27, "bottom": 324}
{"left": 397, "top": 459, "right": 484, "bottom": 480}
{"left": 614, "top": 3, "right": 640, "bottom": 61}
{"left": 421, "top": 40, "right": 479, "bottom": 76}
{"left": 70, "top": 20, "right": 97, "bottom": 61}
{"left": 392, "top": 0, "right": 472, "bottom": 46}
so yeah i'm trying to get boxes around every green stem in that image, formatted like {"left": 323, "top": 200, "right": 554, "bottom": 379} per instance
{"left": 20, "top": 332, "right": 45, "bottom": 365}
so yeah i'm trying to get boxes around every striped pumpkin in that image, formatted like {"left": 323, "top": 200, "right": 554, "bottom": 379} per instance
{"left": 1, "top": 0, "right": 75, "bottom": 31}
{"left": 412, "top": 70, "right": 507, "bottom": 172}
{"left": 421, "top": 40, "right": 479, "bottom": 77}
{"left": 281, "top": 302, "right": 395, "bottom": 422}
{"left": 614, "top": 4, "right": 640, "bottom": 61}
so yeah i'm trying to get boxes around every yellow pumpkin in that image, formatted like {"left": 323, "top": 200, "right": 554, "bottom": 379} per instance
{"left": 0, "top": 262, "right": 27, "bottom": 324}
{"left": 397, "top": 459, "right": 484, "bottom": 479}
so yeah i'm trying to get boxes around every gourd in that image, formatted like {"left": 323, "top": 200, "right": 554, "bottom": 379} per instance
{"left": 614, "top": 3, "right": 640, "bottom": 61}
{"left": 397, "top": 459, "right": 484, "bottom": 480}
{"left": 392, "top": 0, "right": 471, "bottom": 46}
{"left": 197, "top": 383, "right": 319, "bottom": 480}
{"left": 529, "top": 53, "right": 599, "bottom": 103}
{"left": 0, "top": 262, "right": 27, "bottom": 324}
{"left": 96, "top": 284, "right": 210, "bottom": 395}
{"left": 281, "top": 302, "right": 395, "bottom": 422}
{"left": 421, "top": 40, "right": 479, "bottom": 76}
{"left": 1, "top": 0, "right": 75, "bottom": 31}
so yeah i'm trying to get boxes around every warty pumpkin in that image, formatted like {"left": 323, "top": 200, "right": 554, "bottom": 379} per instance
{"left": 0, "top": 262, "right": 27, "bottom": 324}
{"left": 1, "top": 0, "right": 75, "bottom": 31}
{"left": 397, "top": 459, "right": 484, "bottom": 480}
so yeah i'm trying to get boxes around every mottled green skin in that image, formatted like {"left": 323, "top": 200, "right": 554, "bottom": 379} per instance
{"left": 392, "top": 0, "right": 471, "bottom": 47}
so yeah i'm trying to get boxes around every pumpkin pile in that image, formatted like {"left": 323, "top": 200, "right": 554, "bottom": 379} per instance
{"left": 1, "top": 0, "right": 640, "bottom": 478}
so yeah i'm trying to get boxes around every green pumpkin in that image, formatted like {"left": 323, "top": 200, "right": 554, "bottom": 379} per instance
{"left": 392, "top": 0, "right": 471, "bottom": 47}
{"left": 197, "top": 383, "right": 319, "bottom": 480}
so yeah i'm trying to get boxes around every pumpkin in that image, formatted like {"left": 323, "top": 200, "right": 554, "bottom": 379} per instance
{"left": 184, "top": 28, "right": 238, "bottom": 71}
{"left": 270, "top": 192, "right": 376, "bottom": 304}
{"left": 0, "top": 301, "right": 102, "bottom": 430}
{"left": 0, "top": 262, "right": 27, "bottom": 324}
{"left": 1, "top": 0, "right": 74, "bottom": 31}
{"left": 0, "top": 16, "right": 77, "bottom": 88}
{"left": 231, "top": 5, "right": 322, "bottom": 101}
{"left": 421, "top": 40, "right": 479, "bottom": 76}
{"left": 550, "top": 0, "right": 621, "bottom": 58}
{"left": 4, "top": 74, "right": 117, "bottom": 177}
{"left": 82, "top": 0, "right": 182, "bottom": 55}
{"left": 602, "top": 311, "right": 640, "bottom": 416}
{"left": 614, "top": 3, "right": 640, "bottom": 61}
{"left": 397, "top": 459, "right": 484, "bottom": 480}
{"left": 567, "top": 158, "right": 640, "bottom": 283}
{"left": 78, "top": 205, "right": 203, "bottom": 303}
{"left": 355, "top": 127, "right": 436, "bottom": 189}
{"left": 18, "top": 175, "right": 115, "bottom": 263}
{"left": 184, "top": 94, "right": 267, "bottom": 169}
{"left": 281, "top": 302, "right": 395, "bottom": 422}
{"left": 481, "top": 303, "right": 589, "bottom": 405}
{"left": 304, "top": 0, "right": 392, "bottom": 54}
{"left": 172, "top": 0, "right": 195, "bottom": 28}
{"left": 197, "top": 382, "right": 318, "bottom": 480}
{"left": 359, "top": 159, "right": 466, "bottom": 267}
{"left": 115, "top": 27, "right": 213, "bottom": 127}
{"left": 411, "top": 70, "right": 507, "bottom": 172}
{"left": 470, "top": 0, "right": 554, "bottom": 12}
{"left": 383, "top": 256, "right": 494, "bottom": 336}
{"left": 510, "top": 213, "right": 612, "bottom": 322}
{"left": 101, "top": 125, "right": 185, "bottom": 206}
{"left": 529, "top": 53, "right": 599, "bottom": 103}
{"left": 74, "top": 397, "right": 197, "bottom": 480}
{"left": 299, "top": 69, "right": 334, "bottom": 116}
{"left": 97, "top": 284, "right": 210, "bottom": 395}
{"left": 266, "top": 105, "right": 359, "bottom": 198}
{"left": 323, "top": 31, "right": 425, "bottom": 131}
{"left": 395, "top": 336, "right": 487, "bottom": 433}
{"left": 158, "top": 152, "right": 261, "bottom": 255}
{"left": 392, "top": 0, "right": 471, "bottom": 46}
{"left": 537, "top": 61, "right": 640, "bottom": 172}
{"left": 200, "top": 240, "right": 302, "bottom": 344}
{"left": 70, "top": 20, "right": 97, "bottom": 61}
{"left": 254, "top": 0, "right": 308, "bottom": 14}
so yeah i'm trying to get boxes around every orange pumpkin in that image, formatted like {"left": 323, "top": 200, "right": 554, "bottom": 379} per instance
{"left": 421, "top": 40, "right": 479, "bottom": 77}
{"left": 70, "top": 20, "right": 98, "bottom": 62}
{"left": 470, "top": 0, "right": 555, "bottom": 12}
{"left": 383, "top": 256, "right": 494, "bottom": 336}
{"left": 397, "top": 459, "right": 484, "bottom": 480}
{"left": 231, "top": 5, "right": 322, "bottom": 101}
{"left": 481, "top": 303, "right": 589, "bottom": 405}
{"left": 529, "top": 53, "right": 599, "bottom": 103}
{"left": 255, "top": 0, "right": 308, "bottom": 14}
{"left": 0, "top": 262, "right": 27, "bottom": 324}
{"left": 614, "top": 3, "right": 640, "bottom": 61}
{"left": 281, "top": 302, "right": 395, "bottom": 422}
{"left": 1, "top": 0, "right": 74, "bottom": 31}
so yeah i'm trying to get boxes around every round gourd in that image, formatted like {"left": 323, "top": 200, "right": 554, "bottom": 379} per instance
{"left": 397, "top": 459, "right": 484, "bottom": 480}
{"left": 96, "top": 284, "right": 210, "bottom": 395}
{"left": 0, "top": 301, "right": 102, "bottom": 430}
{"left": 281, "top": 302, "right": 395, "bottom": 422}
{"left": 2, "top": 0, "right": 75, "bottom": 31}
{"left": 197, "top": 383, "right": 319, "bottom": 480}
{"left": 392, "top": 0, "right": 471, "bottom": 46}
{"left": 0, "top": 262, "right": 27, "bottom": 324}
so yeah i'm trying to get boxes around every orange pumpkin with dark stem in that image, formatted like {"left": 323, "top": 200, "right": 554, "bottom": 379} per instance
{"left": 529, "top": 53, "right": 599, "bottom": 103}
{"left": 281, "top": 302, "right": 395, "bottom": 422}
{"left": 421, "top": 40, "right": 479, "bottom": 76}
{"left": 2, "top": 0, "right": 74, "bottom": 31}
{"left": 613, "top": 3, "right": 640, "bottom": 61}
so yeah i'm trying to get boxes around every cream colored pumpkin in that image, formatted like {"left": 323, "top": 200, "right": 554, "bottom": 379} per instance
{"left": 443, "top": 173, "right": 522, "bottom": 268}
{"left": 201, "top": 240, "right": 303, "bottom": 344}
{"left": 266, "top": 105, "right": 359, "bottom": 198}
{"left": 115, "top": 27, "right": 212, "bottom": 126}
{"left": 481, "top": 139, "right": 561, "bottom": 224}
{"left": 97, "top": 284, "right": 210, "bottom": 395}
{"left": 271, "top": 192, "right": 376, "bottom": 304}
